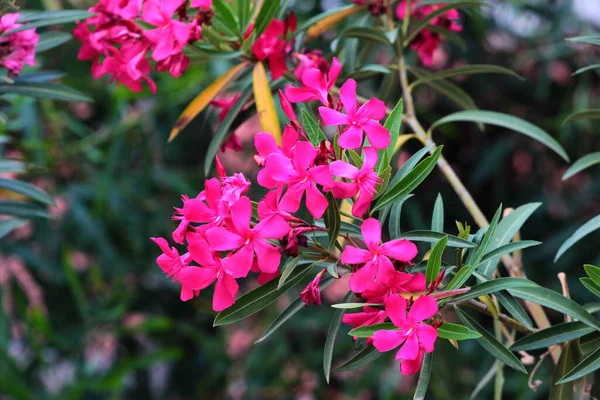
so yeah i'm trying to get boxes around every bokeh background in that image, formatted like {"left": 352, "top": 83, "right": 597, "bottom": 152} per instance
{"left": 1, "top": 0, "right": 599, "bottom": 398}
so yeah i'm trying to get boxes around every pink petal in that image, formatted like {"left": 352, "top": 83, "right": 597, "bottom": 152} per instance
{"left": 395, "top": 333, "right": 420, "bottom": 361}
{"left": 285, "top": 85, "right": 318, "bottom": 103}
{"left": 362, "top": 146, "right": 379, "bottom": 171}
{"left": 400, "top": 349, "right": 424, "bottom": 374}
{"left": 352, "top": 191, "right": 374, "bottom": 218}
{"left": 372, "top": 330, "right": 405, "bottom": 352}
{"left": 178, "top": 266, "right": 217, "bottom": 290}
{"left": 339, "top": 78, "right": 357, "bottom": 114}
{"left": 363, "top": 120, "right": 390, "bottom": 150}
{"left": 358, "top": 97, "right": 386, "bottom": 120}
{"left": 206, "top": 227, "right": 245, "bottom": 251}
{"left": 183, "top": 198, "right": 214, "bottom": 222}
{"left": 417, "top": 323, "right": 438, "bottom": 353}
{"left": 257, "top": 168, "right": 279, "bottom": 189}
{"left": 384, "top": 295, "right": 409, "bottom": 328}
{"left": 150, "top": 237, "right": 172, "bottom": 256}
{"left": 225, "top": 246, "right": 254, "bottom": 278}
{"left": 408, "top": 295, "right": 438, "bottom": 324}
{"left": 337, "top": 125, "right": 364, "bottom": 149}
{"left": 186, "top": 232, "right": 215, "bottom": 266}
{"left": 204, "top": 178, "right": 222, "bottom": 209}
{"left": 340, "top": 246, "right": 371, "bottom": 265}
{"left": 327, "top": 57, "right": 342, "bottom": 91}
{"left": 330, "top": 160, "right": 359, "bottom": 179}
{"left": 264, "top": 153, "right": 296, "bottom": 182}
{"left": 319, "top": 107, "right": 350, "bottom": 126}
{"left": 400, "top": 272, "right": 427, "bottom": 293}
{"left": 255, "top": 215, "right": 290, "bottom": 239}
{"left": 279, "top": 187, "right": 302, "bottom": 213}
{"left": 380, "top": 239, "right": 418, "bottom": 262}
{"left": 350, "top": 262, "right": 378, "bottom": 293}
{"left": 331, "top": 181, "right": 359, "bottom": 199}
{"left": 230, "top": 196, "right": 252, "bottom": 235}
{"left": 254, "top": 132, "right": 279, "bottom": 156}
{"left": 213, "top": 272, "right": 238, "bottom": 311}
{"left": 305, "top": 183, "right": 328, "bottom": 219}
{"left": 180, "top": 286, "right": 195, "bottom": 301}
{"left": 253, "top": 240, "right": 282, "bottom": 274}
{"left": 292, "top": 141, "right": 317, "bottom": 172}
{"left": 281, "top": 126, "right": 299, "bottom": 153}
{"left": 310, "top": 165, "right": 335, "bottom": 188}
{"left": 361, "top": 218, "right": 382, "bottom": 250}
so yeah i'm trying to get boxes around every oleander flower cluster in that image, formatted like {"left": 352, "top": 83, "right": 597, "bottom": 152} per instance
{"left": 0, "top": 13, "right": 39, "bottom": 77}
{"left": 152, "top": 60, "right": 443, "bottom": 374}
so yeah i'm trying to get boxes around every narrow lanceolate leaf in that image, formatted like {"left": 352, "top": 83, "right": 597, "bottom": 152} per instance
{"left": 555, "top": 215, "right": 600, "bottom": 261}
{"left": 7, "top": 10, "right": 93, "bottom": 34}
{"left": 36, "top": 32, "right": 71, "bottom": 53}
{"left": 0, "top": 159, "right": 24, "bottom": 174}
{"left": 302, "top": 109, "right": 327, "bottom": 146}
{"left": 339, "top": 26, "right": 392, "bottom": 46}
{"left": 450, "top": 278, "right": 538, "bottom": 303}
{"left": 335, "top": 345, "right": 381, "bottom": 372}
{"left": 0, "top": 218, "right": 27, "bottom": 240}
{"left": 411, "top": 67, "right": 479, "bottom": 112}
{"left": 0, "top": 201, "right": 50, "bottom": 218}
{"left": 349, "top": 322, "right": 396, "bottom": 338}
{"left": 562, "top": 109, "right": 600, "bottom": 126}
{"left": 324, "top": 291, "right": 353, "bottom": 383}
{"left": 566, "top": 35, "right": 600, "bottom": 46}
{"left": 413, "top": 352, "right": 433, "bottom": 400}
{"left": 508, "top": 286, "right": 600, "bottom": 331}
{"left": 0, "top": 178, "right": 54, "bottom": 205}
{"left": 426, "top": 236, "right": 448, "bottom": 285}
{"left": 410, "top": 64, "right": 523, "bottom": 89}
{"left": 580, "top": 278, "right": 600, "bottom": 297}
{"left": 253, "top": 62, "right": 282, "bottom": 144}
{"left": 0, "top": 83, "right": 92, "bottom": 102}
{"left": 278, "top": 257, "right": 304, "bottom": 289}
{"left": 431, "top": 111, "right": 570, "bottom": 162}
{"left": 304, "top": 5, "right": 365, "bottom": 40}
{"left": 253, "top": 0, "right": 280, "bottom": 37}
{"left": 496, "top": 292, "right": 534, "bottom": 331}
{"left": 454, "top": 307, "right": 527, "bottom": 373}
{"left": 214, "top": 260, "right": 314, "bottom": 326}
{"left": 398, "top": 230, "right": 475, "bottom": 248}
{"left": 431, "top": 194, "right": 444, "bottom": 239}
{"left": 557, "top": 347, "right": 600, "bottom": 384}
{"left": 479, "top": 202, "right": 542, "bottom": 276}
{"left": 562, "top": 152, "right": 600, "bottom": 181}
{"left": 332, "top": 303, "right": 382, "bottom": 310}
{"left": 390, "top": 145, "right": 435, "bottom": 185}
{"left": 479, "top": 241, "right": 541, "bottom": 266}
{"left": 550, "top": 342, "right": 577, "bottom": 400}
{"left": 437, "top": 322, "right": 481, "bottom": 340}
{"left": 511, "top": 322, "right": 595, "bottom": 352}
{"left": 384, "top": 98, "right": 403, "bottom": 159}
{"left": 388, "top": 194, "right": 413, "bottom": 239}
{"left": 585, "top": 264, "right": 600, "bottom": 287}
{"left": 572, "top": 64, "right": 600, "bottom": 76}
{"left": 169, "top": 63, "right": 247, "bottom": 142}
{"left": 324, "top": 193, "right": 341, "bottom": 251}
{"left": 373, "top": 146, "right": 443, "bottom": 211}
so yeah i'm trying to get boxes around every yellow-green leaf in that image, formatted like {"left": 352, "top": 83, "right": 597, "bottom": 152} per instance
{"left": 306, "top": 5, "right": 364, "bottom": 40}
{"left": 253, "top": 62, "right": 281, "bottom": 144}
{"left": 169, "top": 63, "right": 247, "bottom": 142}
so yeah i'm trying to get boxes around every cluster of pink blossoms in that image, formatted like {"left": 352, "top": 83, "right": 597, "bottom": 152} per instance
{"left": 153, "top": 57, "right": 442, "bottom": 374}
{"left": 0, "top": 13, "right": 39, "bottom": 77}
{"left": 73, "top": 0, "right": 212, "bottom": 93}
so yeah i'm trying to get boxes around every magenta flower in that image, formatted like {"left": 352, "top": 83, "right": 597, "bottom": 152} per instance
{"left": 151, "top": 237, "right": 191, "bottom": 280}
{"left": 340, "top": 218, "right": 418, "bottom": 293}
{"left": 0, "top": 13, "right": 39, "bottom": 77}
{"left": 191, "top": 0, "right": 212, "bottom": 9}
{"left": 207, "top": 197, "right": 290, "bottom": 274}
{"left": 300, "top": 269, "right": 326, "bottom": 306}
{"left": 92, "top": 42, "right": 157, "bottom": 93}
{"left": 330, "top": 146, "right": 381, "bottom": 217}
{"left": 372, "top": 295, "right": 439, "bottom": 374}
{"left": 361, "top": 262, "right": 426, "bottom": 302}
{"left": 343, "top": 306, "right": 387, "bottom": 343}
{"left": 292, "top": 50, "right": 330, "bottom": 81}
{"left": 211, "top": 94, "right": 241, "bottom": 122}
{"left": 251, "top": 19, "right": 290, "bottom": 79}
{"left": 254, "top": 127, "right": 299, "bottom": 188}
{"left": 285, "top": 57, "right": 342, "bottom": 106}
{"left": 319, "top": 79, "right": 389, "bottom": 149}
{"left": 257, "top": 187, "right": 294, "bottom": 221}
{"left": 261, "top": 142, "right": 334, "bottom": 219}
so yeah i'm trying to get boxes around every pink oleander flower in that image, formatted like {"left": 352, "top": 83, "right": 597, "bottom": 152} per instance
{"left": 279, "top": 89, "right": 297, "bottom": 123}
{"left": 151, "top": 237, "right": 191, "bottom": 280}
{"left": 178, "top": 233, "right": 249, "bottom": 310}
{"left": 372, "top": 295, "right": 439, "bottom": 374}
{"left": 212, "top": 94, "right": 241, "bottom": 122}
{"left": 260, "top": 142, "right": 334, "bottom": 219}
{"left": 221, "top": 134, "right": 243, "bottom": 153}
{"left": 207, "top": 196, "right": 290, "bottom": 274}
{"left": 293, "top": 50, "right": 330, "bottom": 80}
{"left": 330, "top": 146, "right": 381, "bottom": 217}
{"left": 340, "top": 218, "right": 418, "bottom": 293}
{"left": 0, "top": 13, "right": 39, "bottom": 77}
{"left": 343, "top": 306, "right": 387, "bottom": 343}
{"left": 300, "top": 269, "right": 326, "bottom": 306}
{"left": 252, "top": 16, "right": 295, "bottom": 79}
{"left": 92, "top": 42, "right": 157, "bottom": 93}
{"left": 319, "top": 79, "right": 389, "bottom": 149}
{"left": 254, "top": 127, "right": 299, "bottom": 188}
{"left": 221, "top": 173, "right": 251, "bottom": 204}
{"left": 361, "top": 263, "right": 426, "bottom": 302}
{"left": 286, "top": 57, "right": 342, "bottom": 106}
{"left": 191, "top": 0, "right": 213, "bottom": 9}
{"left": 91, "top": 0, "right": 143, "bottom": 20}
{"left": 257, "top": 187, "right": 294, "bottom": 221}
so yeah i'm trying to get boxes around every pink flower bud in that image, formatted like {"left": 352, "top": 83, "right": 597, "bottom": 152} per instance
{"left": 300, "top": 269, "right": 326, "bottom": 306}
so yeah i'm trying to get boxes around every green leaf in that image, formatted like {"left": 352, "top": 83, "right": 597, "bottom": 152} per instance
{"left": 0, "top": 159, "right": 24, "bottom": 174}
{"left": 373, "top": 146, "right": 443, "bottom": 211}
{"left": 36, "top": 32, "right": 71, "bottom": 52}
{"left": 398, "top": 230, "right": 475, "bottom": 248}
{"left": 204, "top": 81, "right": 254, "bottom": 175}
{"left": 431, "top": 111, "right": 570, "bottom": 162}
{"left": 277, "top": 257, "right": 304, "bottom": 289}
{"left": 349, "top": 322, "right": 396, "bottom": 338}
{"left": 212, "top": 0, "right": 238, "bottom": 36}
{"left": 331, "top": 303, "right": 382, "bottom": 310}
{"left": 7, "top": 10, "right": 94, "bottom": 34}
{"left": 214, "top": 260, "right": 314, "bottom": 326}
{"left": 454, "top": 307, "right": 527, "bottom": 373}
{"left": 0, "top": 178, "right": 54, "bottom": 205}
{"left": 430, "top": 194, "right": 444, "bottom": 243}
{"left": 14, "top": 71, "right": 65, "bottom": 84}
{"left": 410, "top": 66, "right": 479, "bottom": 112}
{"left": 479, "top": 202, "right": 541, "bottom": 276}
{"left": 238, "top": 0, "right": 251, "bottom": 31}
{"left": 413, "top": 352, "right": 433, "bottom": 400}
{"left": 302, "top": 109, "right": 327, "bottom": 146}
{"left": 580, "top": 278, "right": 600, "bottom": 297}
{"left": 562, "top": 152, "right": 600, "bottom": 181}
{"left": 335, "top": 345, "right": 381, "bottom": 372}
{"left": 324, "top": 193, "right": 341, "bottom": 251}
{"left": 479, "top": 241, "right": 541, "bottom": 266}
{"left": 495, "top": 292, "right": 534, "bottom": 331}
{"left": 572, "top": 64, "right": 600, "bottom": 76}
{"left": 511, "top": 322, "right": 594, "bottom": 351}
{"left": 550, "top": 342, "right": 577, "bottom": 400}
{"left": 566, "top": 35, "right": 600, "bottom": 46}
{"left": 557, "top": 347, "right": 600, "bottom": 384}
{"left": 410, "top": 64, "right": 523, "bottom": 89}
{"left": 584, "top": 264, "right": 600, "bottom": 287}
{"left": 324, "top": 291, "right": 353, "bottom": 383}
{"left": 384, "top": 98, "right": 403, "bottom": 159}
{"left": 426, "top": 236, "right": 448, "bottom": 285}
{"left": 340, "top": 26, "right": 391, "bottom": 47}
{"left": 555, "top": 215, "right": 600, "bottom": 261}
{"left": 348, "top": 64, "right": 391, "bottom": 80}
{"left": 390, "top": 145, "right": 434, "bottom": 186}
{"left": 449, "top": 278, "right": 538, "bottom": 303}
{"left": 562, "top": 109, "right": 600, "bottom": 125}
{"left": 388, "top": 194, "right": 413, "bottom": 239}
{"left": 253, "top": 0, "right": 280, "bottom": 38}
{"left": 438, "top": 322, "right": 481, "bottom": 340}
{"left": 0, "top": 201, "right": 50, "bottom": 218}
{"left": 0, "top": 82, "right": 92, "bottom": 102}
{"left": 508, "top": 286, "right": 600, "bottom": 331}
{"left": 0, "top": 218, "right": 27, "bottom": 239}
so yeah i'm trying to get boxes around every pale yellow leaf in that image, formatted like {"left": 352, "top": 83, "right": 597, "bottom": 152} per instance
{"left": 479, "top": 294, "right": 499, "bottom": 320}
{"left": 253, "top": 61, "right": 281, "bottom": 144}
{"left": 306, "top": 5, "right": 365, "bottom": 41}
{"left": 392, "top": 133, "right": 418, "bottom": 155}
